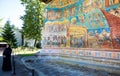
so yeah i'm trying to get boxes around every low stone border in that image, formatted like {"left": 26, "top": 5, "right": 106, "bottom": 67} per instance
{"left": 59, "top": 57, "right": 120, "bottom": 74}
{"left": 21, "top": 56, "right": 45, "bottom": 76}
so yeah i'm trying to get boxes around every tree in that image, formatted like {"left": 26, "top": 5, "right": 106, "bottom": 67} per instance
{"left": 2, "top": 20, "right": 17, "bottom": 48}
{"left": 39, "top": 0, "right": 52, "bottom": 3}
{"left": 0, "top": 18, "right": 3, "bottom": 27}
{"left": 20, "top": 0, "right": 45, "bottom": 47}
{"left": 0, "top": 18, "right": 4, "bottom": 42}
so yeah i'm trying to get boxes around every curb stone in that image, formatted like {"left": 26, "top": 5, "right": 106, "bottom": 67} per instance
{"left": 21, "top": 57, "right": 45, "bottom": 76}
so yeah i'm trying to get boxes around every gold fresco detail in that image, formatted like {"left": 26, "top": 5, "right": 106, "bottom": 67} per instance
{"left": 49, "top": 0, "right": 77, "bottom": 8}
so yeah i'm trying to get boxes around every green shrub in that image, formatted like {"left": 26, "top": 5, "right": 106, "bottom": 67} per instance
{"left": 0, "top": 37, "right": 4, "bottom": 42}
{"left": 13, "top": 47, "right": 39, "bottom": 56}
{"left": 36, "top": 42, "right": 41, "bottom": 48}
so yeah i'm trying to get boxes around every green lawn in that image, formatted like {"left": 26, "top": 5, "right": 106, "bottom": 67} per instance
{"left": 13, "top": 47, "right": 39, "bottom": 56}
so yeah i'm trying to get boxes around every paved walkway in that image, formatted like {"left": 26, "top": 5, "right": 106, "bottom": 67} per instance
{"left": 0, "top": 49, "right": 38, "bottom": 76}
{"left": 0, "top": 56, "right": 35, "bottom": 76}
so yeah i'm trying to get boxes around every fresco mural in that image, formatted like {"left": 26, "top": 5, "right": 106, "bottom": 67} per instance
{"left": 42, "top": 0, "right": 120, "bottom": 49}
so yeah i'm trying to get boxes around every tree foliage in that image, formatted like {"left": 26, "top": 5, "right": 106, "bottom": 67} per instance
{"left": 0, "top": 37, "right": 4, "bottom": 42}
{"left": 2, "top": 20, "right": 17, "bottom": 48}
{"left": 0, "top": 18, "right": 3, "bottom": 28}
{"left": 20, "top": 0, "right": 45, "bottom": 47}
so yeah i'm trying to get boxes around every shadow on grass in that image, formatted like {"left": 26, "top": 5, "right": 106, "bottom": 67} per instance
{"left": 16, "top": 53, "right": 35, "bottom": 57}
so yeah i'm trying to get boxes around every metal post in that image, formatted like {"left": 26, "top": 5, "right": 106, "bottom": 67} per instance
{"left": 12, "top": 55, "right": 16, "bottom": 76}
{"left": 32, "top": 69, "right": 34, "bottom": 76}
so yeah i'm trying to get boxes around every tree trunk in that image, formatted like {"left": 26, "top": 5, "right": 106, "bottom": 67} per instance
{"left": 34, "top": 39, "right": 37, "bottom": 47}
{"left": 22, "top": 34, "right": 24, "bottom": 46}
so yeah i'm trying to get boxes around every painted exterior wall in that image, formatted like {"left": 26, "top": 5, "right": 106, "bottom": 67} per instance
{"left": 42, "top": 0, "right": 120, "bottom": 49}
{"left": 105, "top": 0, "right": 120, "bottom": 7}
{"left": 40, "top": 48, "right": 120, "bottom": 59}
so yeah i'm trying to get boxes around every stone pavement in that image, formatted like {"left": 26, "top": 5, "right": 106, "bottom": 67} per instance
{"left": 0, "top": 49, "right": 38, "bottom": 76}
{"left": 22, "top": 56, "right": 120, "bottom": 76}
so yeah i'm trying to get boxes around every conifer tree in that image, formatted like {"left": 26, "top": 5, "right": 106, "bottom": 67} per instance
{"left": 2, "top": 20, "right": 17, "bottom": 48}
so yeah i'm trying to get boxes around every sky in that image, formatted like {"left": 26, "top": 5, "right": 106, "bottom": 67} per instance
{"left": 0, "top": 0, "right": 25, "bottom": 29}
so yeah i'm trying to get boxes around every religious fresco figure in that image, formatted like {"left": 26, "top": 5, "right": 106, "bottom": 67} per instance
{"left": 57, "top": 36, "right": 61, "bottom": 47}
{"left": 79, "top": 14, "right": 85, "bottom": 23}
{"left": 70, "top": 6, "right": 76, "bottom": 16}
{"left": 56, "top": 10, "right": 62, "bottom": 19}
{"left": 68, "top": 17, "right": 87, "bottom": 48}
{"left": 64, "top": 8, "right": 69, "bottom": 18}
{"left": 74, "top": 37, "right": 78, "bottom": 47}
{"left": 42, "top": 0, "right": 120, "bottom": 49}
{"left": 78, "top": 37, "right": 83, "bottom": 48}
{"left": 70, "top": 35, "right": 74, "bottom": 47}
{"left": 47, "top": 37, "right": 51, "bottom": 45}
{"left": 109, "top": 0, "right": 114, "bottom": 5}
{"left": 52, "top": 36, "right": 55, "bottom": 46}
{"left": 48, "top": 10, "right": 56, "bottom": 20}
{"left": 114, "top": 35, "right": 120, "bottom": 46}
{"left": 42, "top": 37, "right": 47, "bottom": 47}
{"left": 63, "top": 36, "right": 67, "bottom": 47}
{"left": 109, "top": 7, "right": 120, "bottom": 18}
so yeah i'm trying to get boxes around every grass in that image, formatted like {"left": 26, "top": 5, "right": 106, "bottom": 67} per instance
{"left": 0, "top": 37, "right": 4, "bottom": 41}
{"left": 13, "top": 47, "right": 39, "bottom": 56}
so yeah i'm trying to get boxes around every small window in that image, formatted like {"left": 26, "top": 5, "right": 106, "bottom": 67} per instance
{"left": 86, "top": 51, "right": 91, "bottom": 56}
{"left": 95, "top": 52, "right": 101, "bottom": 57}
{"left": 105, "top": 52, "right": 111, "bottom": 58}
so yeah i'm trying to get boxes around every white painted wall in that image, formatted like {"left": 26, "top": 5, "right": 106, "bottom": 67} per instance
{"left": 14, "top": 29, "right": 22, "bottom": 46}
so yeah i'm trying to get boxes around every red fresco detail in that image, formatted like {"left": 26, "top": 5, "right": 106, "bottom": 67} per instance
{"left": 105, "top": 0, "right": 110, "bottom": 7}
{"left": 101, "top": 9, "right": 120, "bottom": 49}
